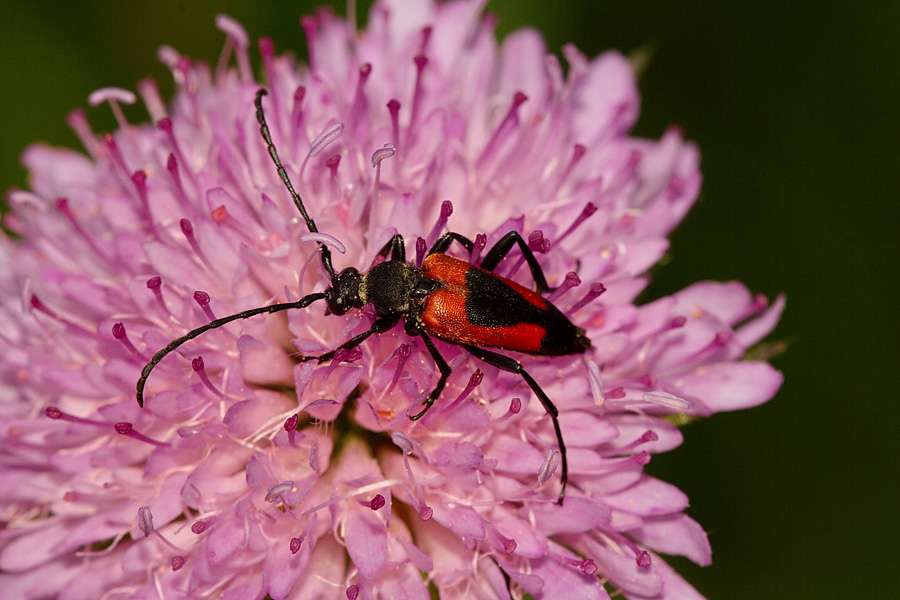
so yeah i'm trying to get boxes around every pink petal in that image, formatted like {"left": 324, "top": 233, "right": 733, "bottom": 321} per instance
{"left": 531, "top": 552, "right": 612, "bottom": 600}
{"left": 477, "top": 556, "right": 514, "bottom": 600}
{"left": 530, "top": 496, "right": 612, "bottom": 535}
{"left": 489, "top": 435, "right": 545, "bottom": 474}
{"left": 673, "top": 360, "right": 783, "bottom": 411}
{"left": 205, "top": 518, "right": 248, "bottom": 565}
{"left": 287, "top": 537, "right": 348, "bottom": 599}
{"left": 736, "top": 293, "right": 786, "bottom": 347}
{"left": 432, "top": 440, "right": 483, "bottom": 468}
{"left": 264, "top": 537, "right": 310, "bottom": 599}
{"left": 493, "top": 512, "right": 548, "bottom": 558}
{"left": 601, "top": 476, "right": 689, "bottom": 516}
{"left": 345, "top": 509, "right": 388, "bottom": 578}
{"left": 558, "top": 411, "right": 619, "bottom": 446}
{"left": 604, "top": 413, "right": 684, "bottom": 454}
{"left": 585, "top": 538, "right": 663, "bottom": 597}
{"left": 430, "top": 503, "right": 485, "bottom": 540}
{"left": 572, "top": 51, "right": 639, "bottom": 145}
{"left": 0, "top": 521, "right": 69, "bottom": 571}
{"left": 628, "top": 552, "right": 708, "bottom": 600}
{"left": 632, "top": 513, "right": 712, "bottom": 566}
{"left": 672, "top": 281, "right": 754, "bottom": 326}
{"left": 237, "top": 334, "right": 295, "bottom": 386}
{"left": 499, "top": 29, "right": 550, "bottom": 106}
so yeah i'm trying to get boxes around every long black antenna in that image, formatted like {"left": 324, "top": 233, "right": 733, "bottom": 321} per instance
{"left": 136, "top": 293, "right": 326, "bottom": 406}
{"left": 255, "top": 89, "right": 336, "bottom": 279}
{"left": 136, "top": 91, "right": 338, "bottom": 408}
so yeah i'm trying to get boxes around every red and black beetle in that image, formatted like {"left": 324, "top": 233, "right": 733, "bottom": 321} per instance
{"left": 137, "top": 89, "right": 591, "bottom": 502}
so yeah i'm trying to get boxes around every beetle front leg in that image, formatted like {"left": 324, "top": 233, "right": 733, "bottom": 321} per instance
{"left": 301, "top": 315, "right": 400, "bottom": 363}
{"left": 374, "top": 234, "right": 406, "bottom": 263}
{"left": 427, "top": 232, "right": 474, "bottom": 256}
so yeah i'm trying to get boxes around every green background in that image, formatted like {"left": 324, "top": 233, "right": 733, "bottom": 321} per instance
{"left": 0, "top": 1, "right": 896, "bottom": 598}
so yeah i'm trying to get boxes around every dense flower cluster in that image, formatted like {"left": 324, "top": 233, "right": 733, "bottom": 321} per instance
{"left": 0, "top": 1, "right": 783, "bottom": 598}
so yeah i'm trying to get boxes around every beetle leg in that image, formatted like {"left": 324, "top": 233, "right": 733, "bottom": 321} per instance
{"left": 479, "top": 231, "right": 552, "bottom": 294}
{"left": 463, "top": 344, "right": 568, "bottom": 504}
{"left": 374, "top": 234, "right": 406, "bottom": 262}
{"left": 301, "top": 315, "right": 401, "bottom": 363}
{"left": 407, "top": 327, "right": 453, "bottom": 421}
{"left": 428, "top": 232, "right": 474, "bottom": 256}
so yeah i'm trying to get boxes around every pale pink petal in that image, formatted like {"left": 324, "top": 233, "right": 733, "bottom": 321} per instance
{"left": 530, "top": 551, "right": 611, "bottom": 600}
{"left": 632, "top": 513, "right": 712, "bottom": 566}
{"left": 572, "top": 51, "right": 640, "bottom": 144}
{"left": 736, "top": 293, "right": 786, "bottom": 347}
{"left": 345, "top": 509, "right": 388, "bottom": 578}
{"left": 585, "top": 538, "right": 663, "bottom": 597}
{"left": 628, "top": 551, "right": 708, "bottom": 600}
{"left": 672, "top": 280, "right": 755, "bottom": 326}
{"left": 530, "top": 496, "right": 612, "bottom": 535}
{"left": 674, "top": 360, "right": 783, "bottom": 411}
{"left": 499, "top": 28, "right": 550, "bottom": 105}
{"left": 601, "top": 476, "right": 690, "bottom": 516}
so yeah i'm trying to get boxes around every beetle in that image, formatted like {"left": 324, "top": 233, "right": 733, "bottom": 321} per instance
{"left": 136, "top": 89, "right": 591, "bottom": 503}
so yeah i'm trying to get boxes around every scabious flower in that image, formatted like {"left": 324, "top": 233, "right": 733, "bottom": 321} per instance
{"left": 0, "top": 1, "right": 784, "bottom": 599}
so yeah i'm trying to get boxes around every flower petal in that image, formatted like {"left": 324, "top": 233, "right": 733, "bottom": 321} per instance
{"left": 632, "top": 513, "right": 712, "bottom": 566}
{"left": 345, "top": 509, "right": 388, "bottom": 578}
{"left": 674, "top": 360, "right": 783, "bottom": 411}
{"left": 530, "top": 495, "right": 612, "bottom": 535}
{"left": 601, "top": 476, "right": 689, "bottom": 516}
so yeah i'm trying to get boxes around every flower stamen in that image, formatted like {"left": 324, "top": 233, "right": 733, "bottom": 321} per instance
{"left": 547, "top": 272, "right": 581, "bottom": 303}
{"left": 45, "top": 406, "right": 107, "bottom": 427}
{"left": 477, "top": 91, "right": 528, "bottom": 168}
{"left": 56, "top": 198, "right": 113, "bottom": 264}
{"left": 115, "top": 422, "right": 168, "bottom": 447}
{"left": 192, "top": 356, "right": 225, "bottom": 397}
{"left": 88, "top": 87, "right": 136, "bottom": 132}
{"left": 426, "top": 201, "right": 453, "bottom": 247}
{"left": 445, "top": 369, "right": 483, "bottom": 412}
{"left": 642, "top": 390, "right": 693, "bottom": 411}
{"left": 214, "top": 14, "right": 251, "bottom": 82}
{"left": 408, "top": 55, "right": 428, "bottom": 143}
{"left": 537, "top": 448, "right": 560, "bottom": 485}
{"left": 166, "top": 154, "right": 189, "bottom": 203}
{"left": 158, "top": 118, "right": 197, "bottom": 186}
{"left": 556, "top": 200, "right": 597, "bottom": 246}
{"left": 30, "top": 295, "right": 94, "bottom": 337}
{"left": 192, "top": 291, "right": 216, "bottom": 321}
{"left": 112, "top": 322, "right": 143, "bottom": 358}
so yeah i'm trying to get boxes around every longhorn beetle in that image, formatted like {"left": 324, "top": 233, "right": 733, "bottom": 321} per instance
{"left": 136, "top": 89, "right": 591, "bottom": 503}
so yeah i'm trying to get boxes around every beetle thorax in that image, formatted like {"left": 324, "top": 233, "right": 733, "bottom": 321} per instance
{"left": 360, "top": 260, "right": 422, "bottom": 317}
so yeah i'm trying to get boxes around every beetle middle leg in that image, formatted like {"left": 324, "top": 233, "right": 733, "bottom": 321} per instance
{"left": 406, "top": 324, "right": 453, "bottom": 421}
{"left": 479, "top": 231, "right": 552, "bottom": 294}
{"left": 463, "top": 344, "right": 568, "bottom": 503}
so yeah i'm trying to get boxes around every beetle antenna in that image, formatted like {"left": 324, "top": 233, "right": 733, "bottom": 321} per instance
{"left": 136, "top": 292, "right": 326, "bottom": 407}
{"left": 255, "top": 88, "right": 336, "bottom": 280}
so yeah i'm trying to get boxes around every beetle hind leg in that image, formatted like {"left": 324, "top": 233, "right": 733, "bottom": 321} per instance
{"left": 463, "top": 344, "right": 568, "bottom": 504}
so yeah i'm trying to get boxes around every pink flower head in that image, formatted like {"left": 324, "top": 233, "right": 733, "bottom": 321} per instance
{"left": 0, "top": 3, "right": 783, "bottom": 599}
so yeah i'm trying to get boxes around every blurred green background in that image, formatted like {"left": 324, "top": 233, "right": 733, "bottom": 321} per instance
{"left": 0, "top": 1, "right": 896, "bottom": 598}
